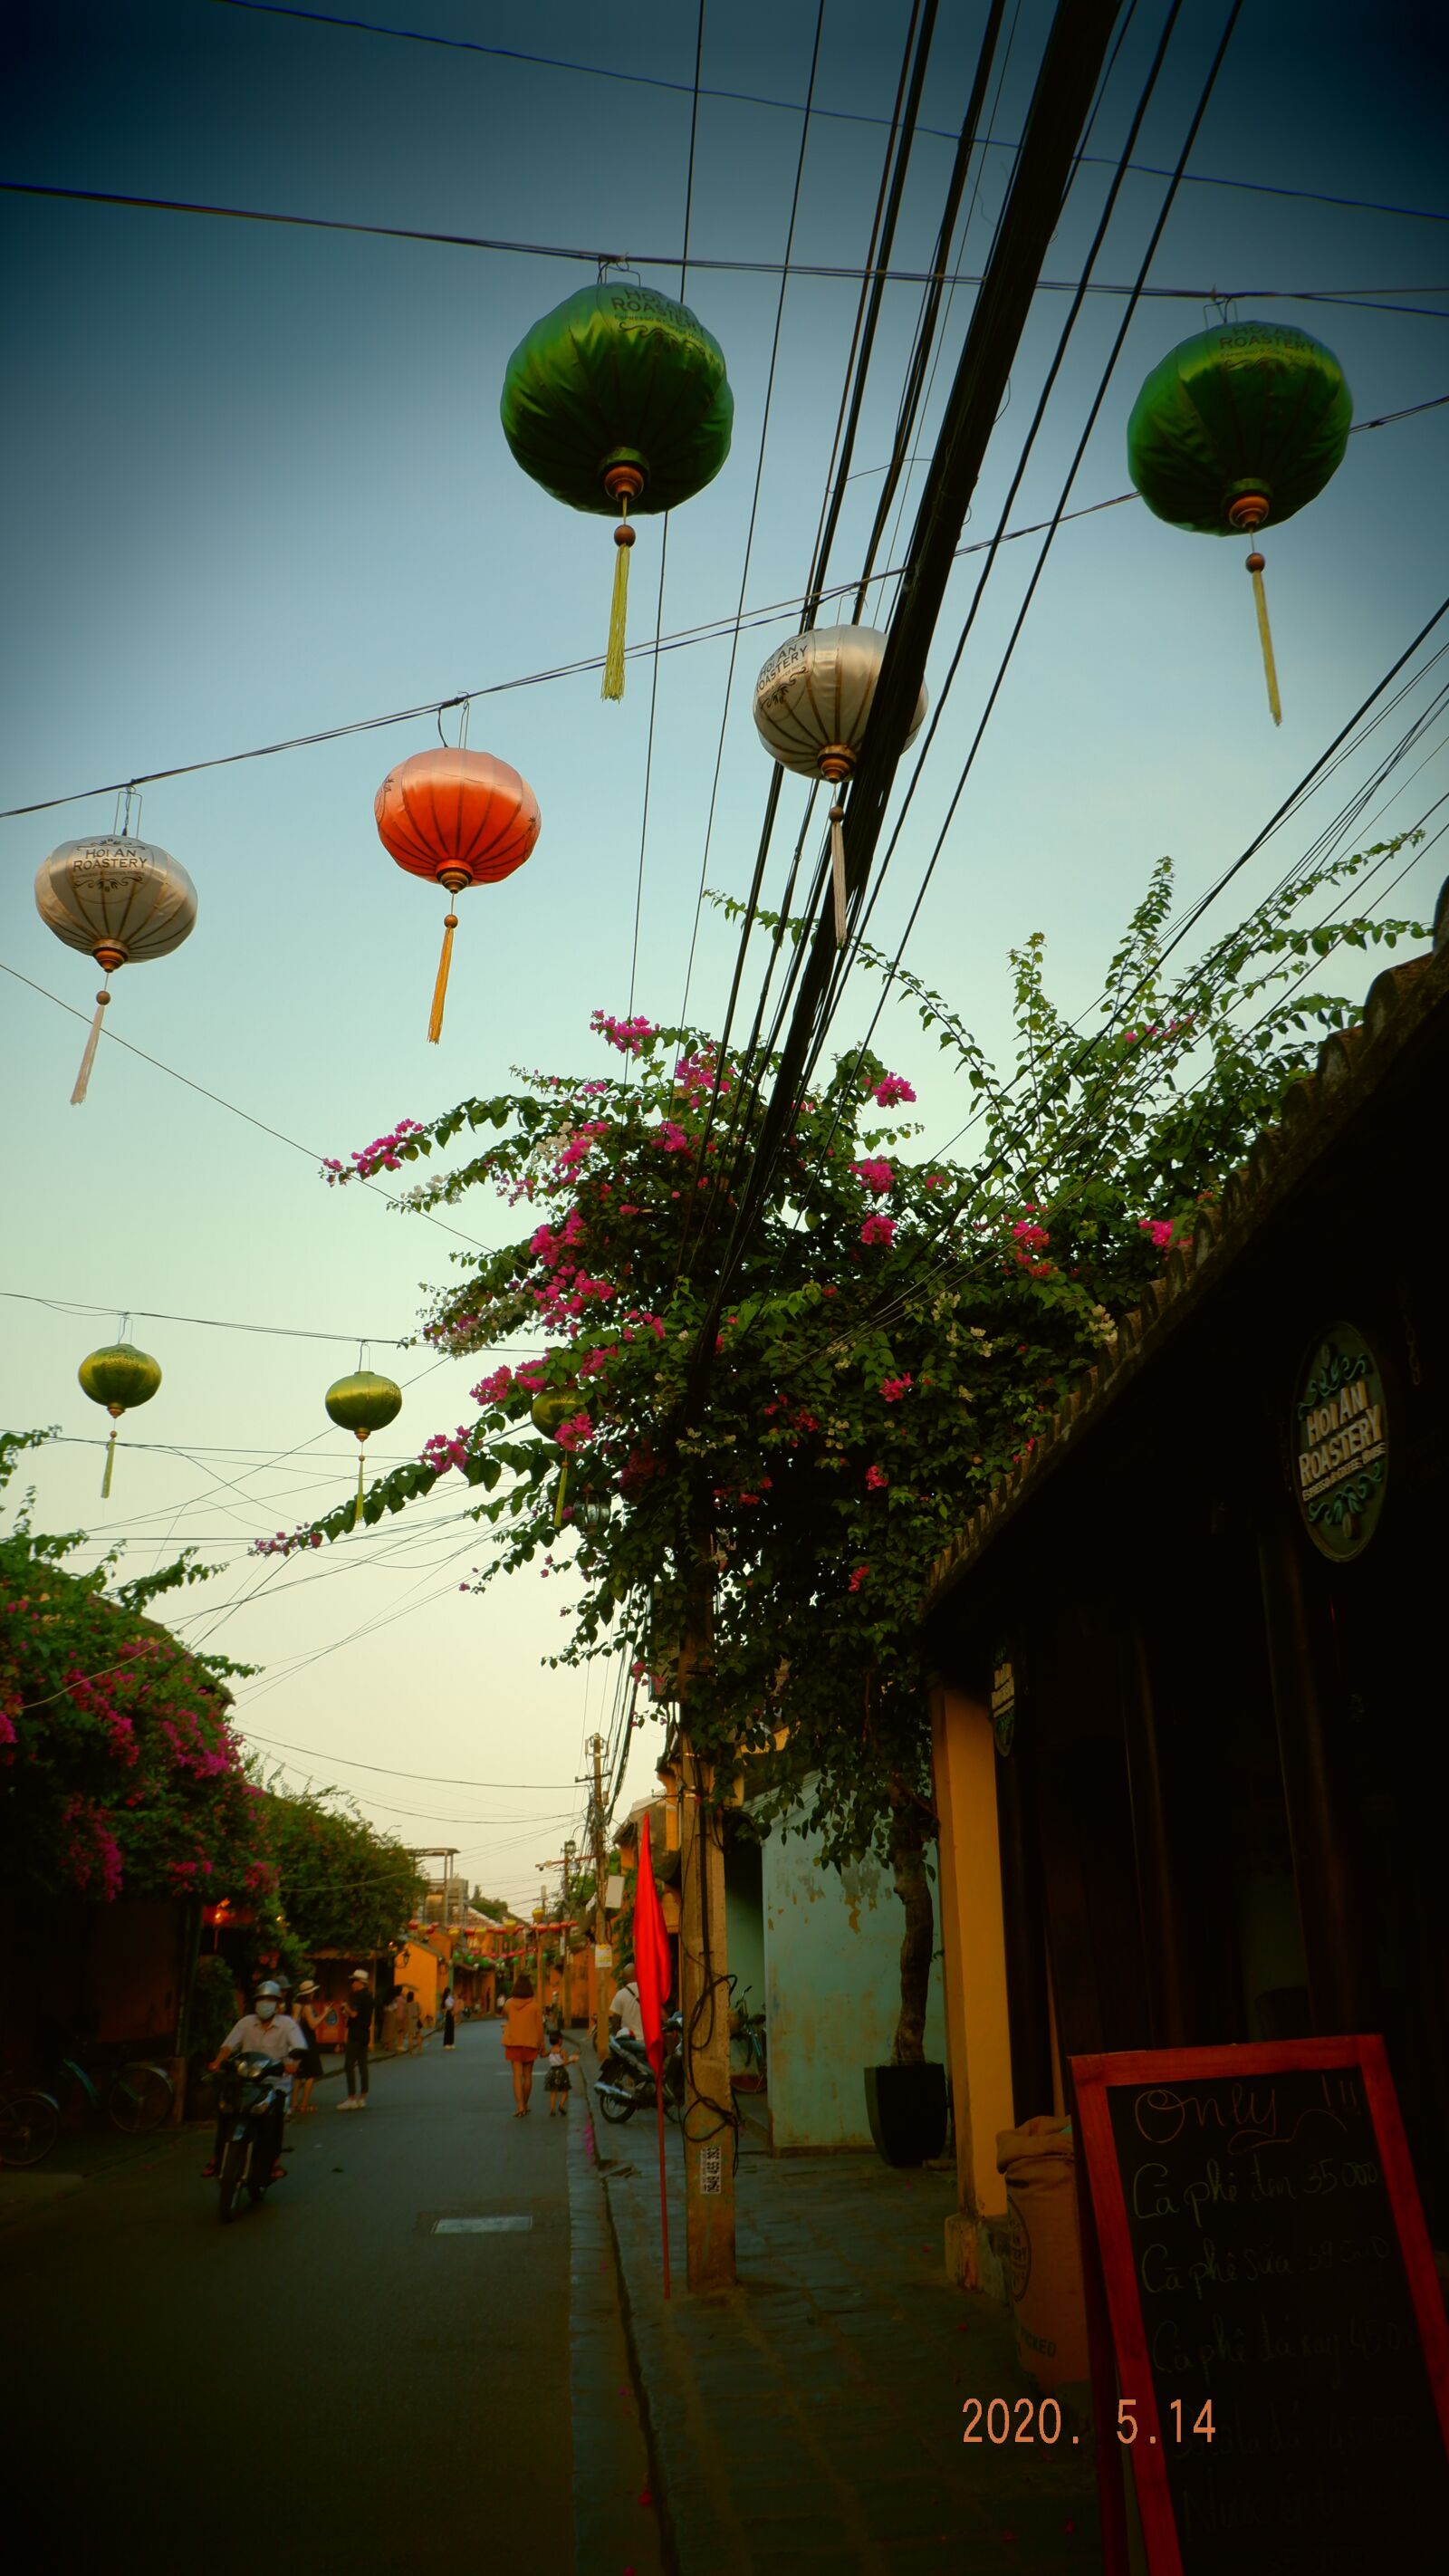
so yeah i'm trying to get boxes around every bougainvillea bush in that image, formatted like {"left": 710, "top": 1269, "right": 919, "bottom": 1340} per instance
{"left": 290, "top": 848, "right": 1422, "bottom": 2051}
{"left": 0, "top": 1431, "right": 264, "bottom": 1907}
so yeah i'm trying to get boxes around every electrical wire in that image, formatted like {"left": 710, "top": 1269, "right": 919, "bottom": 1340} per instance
{"left": 203, "top": 3, "right": 1449, "bottom": 232}
{"left": 695, "top": 0, "right": 1214, "bottom": 1289}
{"left": 0, "top": 960, "right": 498, "bottom": 1258}
{"left": 9, "top": 177, "right": 1447, "bottom": 306}
{"left": 3, "top": 394, "right": 1440, "bottom": 826}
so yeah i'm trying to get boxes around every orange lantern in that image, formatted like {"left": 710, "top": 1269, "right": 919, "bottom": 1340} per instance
{"left": 375, "top": 747, "right": 541, "bottom": 1040}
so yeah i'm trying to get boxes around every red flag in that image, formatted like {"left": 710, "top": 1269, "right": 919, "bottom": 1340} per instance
{"left": 634, "top": 1811, "right": 671, "bottom": 2074}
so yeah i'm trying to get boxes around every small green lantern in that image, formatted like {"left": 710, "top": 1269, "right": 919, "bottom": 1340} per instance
{"left": 79, "top": 1341, "right": 161, "bottom": 1499}
{"left": 1127, "top": 321, "right": 1352, "bottom": 725}
{"left": 531, "top": 1388, "right": 581, "bottom": 1528}
{"left": 500, "top": 281, "right": 733, "bottom": 699}
{"left": 325, "top": 1370, "right": 403, "bottom": 1527}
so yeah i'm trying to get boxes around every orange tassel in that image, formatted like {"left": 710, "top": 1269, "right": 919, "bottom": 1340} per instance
{"left": 428, "top": 913, "right": 458, "bottom": 1043}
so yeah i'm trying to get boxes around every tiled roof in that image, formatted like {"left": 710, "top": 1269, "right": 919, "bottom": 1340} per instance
{"left": 925, "top": 876, "right": 1449, "bottom": 1614}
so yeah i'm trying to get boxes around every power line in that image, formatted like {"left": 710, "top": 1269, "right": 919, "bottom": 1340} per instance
{"left": 238, "top": 1730, "right": 574, "bottom": 1790}
{"left": 5, "top": 397, "right": 1442, "bottom": 827}
{"left": 5, "top": 182, "right": 1445, "bottom": 312}
{"left": 87, "top": 15, "right": 1449, "bottom": 228}
{"left": 0, "top": 960, "right": 498, "bottom": 1256}
{"left": 686, "top": 0, "right": 1209, "bottom": 1352}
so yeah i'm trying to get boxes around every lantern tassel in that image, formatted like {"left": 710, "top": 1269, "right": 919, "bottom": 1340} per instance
{"left": 830, "top": 802, "right": 848, "bottom": 948}
{"left": 1247, "top": 550, "right": 1282, "bottom": 726}
{"left": 602, "top": 511, "right": 634, "bottom": 703}
{"left": 428, "top": 911, "right": 459, "bottom": 1044}
{"left": 71, "top": 986, "right": 110, "bottom": 1105}
{"left": 351, "top": 1446, "right": 367, "bottom": 1532}
{"left": 101, "top": 1427, "right": 118, "bottom": 1501}
{"left": 554, "top": 1460, "right": 570, "bottom": 1528}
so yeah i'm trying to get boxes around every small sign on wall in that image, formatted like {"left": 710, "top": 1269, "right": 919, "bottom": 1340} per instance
{"left": 1294, "top": 1322, "right": 1387, "bottom": 1561}
{"left": 697, "top": 2141, "right": 723, "bottom": 2197}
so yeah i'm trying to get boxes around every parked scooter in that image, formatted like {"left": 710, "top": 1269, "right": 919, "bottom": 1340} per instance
{"left": 596, "top": 2012, "right": 686, "bottom": 2125}
{"left": 214, "top": 2052, "right": 283, "bottom": 2224}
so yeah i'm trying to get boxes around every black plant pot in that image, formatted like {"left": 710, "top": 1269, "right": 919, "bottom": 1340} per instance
{"left": 864, "top": 2062, "right": 948, "bottom": 2167}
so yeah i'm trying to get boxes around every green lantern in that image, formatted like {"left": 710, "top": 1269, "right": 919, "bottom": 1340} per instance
{"left": 500, "top": 281, "right": 733, "bottom": 699}
{"left": 1127, "top": 322, "right": 1352, "bottom": 726}
{"left": 325, "top": 1370, "right": 402, "bottom": 1527}
{"left": 79, "top": 1341, "right": 161, "bottom": 1500}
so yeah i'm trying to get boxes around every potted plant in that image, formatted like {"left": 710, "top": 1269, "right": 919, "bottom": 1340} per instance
{"left": 863, "top": 1800, "right": 947, "bottom": 2166}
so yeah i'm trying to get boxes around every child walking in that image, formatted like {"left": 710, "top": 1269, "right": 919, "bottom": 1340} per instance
{"left": 542, "top": 2034, "right": 581, "bottom": 2118}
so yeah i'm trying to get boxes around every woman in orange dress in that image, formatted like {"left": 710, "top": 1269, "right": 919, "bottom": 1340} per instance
{"left": 500, "top": 1973, "right": 543, "bottom": 2117}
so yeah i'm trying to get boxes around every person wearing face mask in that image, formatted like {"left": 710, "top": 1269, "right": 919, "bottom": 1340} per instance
{"left": 200, "top": 1981, "right": 305, "bottom": 2183}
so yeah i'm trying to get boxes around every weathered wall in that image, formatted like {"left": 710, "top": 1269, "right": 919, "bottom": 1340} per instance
{"left": 763, "top": 1820, "right": 947, "bottom": 2152}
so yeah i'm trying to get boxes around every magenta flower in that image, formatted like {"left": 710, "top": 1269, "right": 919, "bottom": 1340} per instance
{"left": 866, "top": 1465, "right": 888, "bottom": 1491}
{"left": 871, "top": 1073, "right": 916, "bottom": 1107}
{"left": 1012, "top": 1218, "right": 1050, "bottom": 1250}
{"left": 860, "top": 1214, "right": 897, "bottom": 1246}
{"left": 849, "top": 1564, "right": 870, "bottom": 1593}
{"left": 879, "top": 1373, "right": 912, "bottom": 1402}
{"left": 851, "top": 1157, "right": 895, "bottom": 1196}
{"left": 554, "top": 1410, "right": 593, "bottom": 1454}
{"left": 1137, "top": 1217, "right": 1174, "bottom": 1250}
{"left": 591, "top": 1010, "right": 660, "bottom": 1057}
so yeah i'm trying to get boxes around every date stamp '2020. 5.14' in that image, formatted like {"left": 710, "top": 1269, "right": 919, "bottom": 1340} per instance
{"left": 964, "top": 2397, "right": 1216, "bottom": 2446}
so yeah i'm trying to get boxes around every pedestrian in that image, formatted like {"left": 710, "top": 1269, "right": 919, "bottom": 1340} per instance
{"left": 609, "top": 1963, "right": 644, "bottom": 2046}
{"left": 292, "top": 1979, "right": 326, "bottom": 2117}
{"left": 405, "top": 1987, "right": 423, "bottom": 2053}
{"left": 339, "top": 1967, "right": 371, "bottom": 2110}
{"left": 500, "top": 1973, "right": 543, "bottom": 2118}
{"left": 542, "top": 2033, "right": 581, "bottom": 2119}
{"left": 442, "top": 1987, "right": 458, "bottom": 2052}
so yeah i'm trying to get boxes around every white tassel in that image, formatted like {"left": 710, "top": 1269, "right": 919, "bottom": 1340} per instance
{"left": 830, "top": 803, "right": 847, "bottom": 948}
{"left": 71, "top": 988, "right": 110, "bottom": 1105}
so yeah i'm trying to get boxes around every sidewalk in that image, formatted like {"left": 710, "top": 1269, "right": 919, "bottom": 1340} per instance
{"left": 584, "top": 2077, "right": 1101, "bottom": 2576}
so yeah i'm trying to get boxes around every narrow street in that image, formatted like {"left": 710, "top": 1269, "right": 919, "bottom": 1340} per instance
{"left": 0, "top": 2028, "right": 650, "bottom": 2573}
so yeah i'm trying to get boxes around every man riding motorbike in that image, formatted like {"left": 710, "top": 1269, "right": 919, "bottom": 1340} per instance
{"left": 201, "top": 1980, "right": 304, "bottom": 2184}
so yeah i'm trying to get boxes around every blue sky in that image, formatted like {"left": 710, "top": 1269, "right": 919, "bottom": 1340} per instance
{"left": 2, "top": 1, "right": 1445, "bottom": 1904}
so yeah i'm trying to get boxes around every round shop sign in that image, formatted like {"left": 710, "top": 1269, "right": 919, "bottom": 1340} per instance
{"left": 1293, "top": 1322, "right": 1387, "bottom": 1562}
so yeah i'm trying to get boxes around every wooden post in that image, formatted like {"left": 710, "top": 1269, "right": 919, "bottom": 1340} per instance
{"left": 679, "top": 1733, "right": 735, "bottom": 2292}
{"left": 590, "top": 1734, "right": 613, "bottom": 2059}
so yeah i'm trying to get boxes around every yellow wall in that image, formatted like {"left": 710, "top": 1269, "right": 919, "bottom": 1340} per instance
{"left": 392, "top": 1938, "right": 445, "bottom": 2026}
{"left": 931, "top": 1682, "right": 1015, "bottom": 2281}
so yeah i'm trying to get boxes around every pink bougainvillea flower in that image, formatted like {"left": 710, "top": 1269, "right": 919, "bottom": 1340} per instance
{"left": 850, "top": 1156, "right": 895, "bottom": 1196}
{"left": 865, "top": 1464, "right": 888, "bottom": 1490}
{"left": 1137, "top": 1216, "right": 1174, "bottom": 1250}
{"left": 590, "top": 1010, "right": 659, "bottom": 1057}
{"left": 860, "top": 1214, "right": 897, "bottom": 1246}
{"left": 554, "top": 1410, "right": 593, "bottom": 1453}
{"left": 870, "top": 1073, "right": 916, "bottom": 1106}
{"left": 848, "top": 1564, "right": 869, "bottom": 1592}
{"left": 879, "top": 1373, "right": 913, "bottom": 1402}
{"left": 1011, "top": 1219, "right": 1050, "bottom": 1250}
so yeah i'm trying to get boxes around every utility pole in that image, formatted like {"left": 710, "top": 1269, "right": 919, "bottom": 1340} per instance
{"left": 677, "top": 1543, "right": 735, "bottom": 2292}
{"left": 589, "top": 1733, "right": 612, "bottom": 2057}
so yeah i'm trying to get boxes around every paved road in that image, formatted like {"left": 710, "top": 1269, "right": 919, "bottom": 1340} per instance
{"left": 1, "top": 2026, "right": 602, "bottom": 2572}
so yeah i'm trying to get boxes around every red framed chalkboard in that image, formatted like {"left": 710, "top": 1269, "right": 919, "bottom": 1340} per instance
{"left": 1070, "top": 2037, "right": 1449, "bottom": 2576}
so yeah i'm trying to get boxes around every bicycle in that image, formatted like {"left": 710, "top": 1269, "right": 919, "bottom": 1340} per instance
{"left": 53, "top": 2049, "right": 174, "bottom": 2138}
{"left": 0, "top": 2083, "right": 62, "bottom": 2167}
{"left": 727, "top": 1979, "right": 768, "bottom": 2084}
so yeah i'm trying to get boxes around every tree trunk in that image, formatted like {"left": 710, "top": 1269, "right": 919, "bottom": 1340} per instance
{"left": 888, "top": 1808, "right": 934, "bottom": 2066}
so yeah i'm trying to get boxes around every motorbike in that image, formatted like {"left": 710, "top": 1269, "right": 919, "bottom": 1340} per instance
{"left": 596, "top": 2012, "right": 686, "bottom": 2126}
{"left": 215, "top": 2052, "right": 283, "bottom": 2224}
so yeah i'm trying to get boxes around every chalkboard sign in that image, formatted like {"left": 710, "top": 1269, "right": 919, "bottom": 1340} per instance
{"left": 1071, "top": 2039, "right": 1449, "bottom": 2575}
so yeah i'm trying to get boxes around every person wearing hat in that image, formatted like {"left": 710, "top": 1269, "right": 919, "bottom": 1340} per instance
{"left": 292, "top": 1980, "right": 325, "bottom": 2117}
{"left": 201, "top": 1980, "right": 304, "bottom": 2182}
{"left": 340, "top": 1968, "right": 372, "bottom": 2110}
